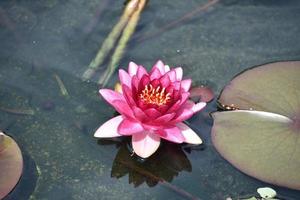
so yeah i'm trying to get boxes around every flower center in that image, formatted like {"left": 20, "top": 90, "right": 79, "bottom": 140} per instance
{"left": 139, "top": 84, "right": 171, "bottom": 106}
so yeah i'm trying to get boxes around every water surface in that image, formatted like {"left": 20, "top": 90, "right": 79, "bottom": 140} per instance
{"left": 1, "top": 0, "right": 300, "bottom": 199}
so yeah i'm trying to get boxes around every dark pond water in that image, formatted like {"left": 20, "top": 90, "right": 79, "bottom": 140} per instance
{"left": 1, "top": 0, "right": 300, "bottom": 199}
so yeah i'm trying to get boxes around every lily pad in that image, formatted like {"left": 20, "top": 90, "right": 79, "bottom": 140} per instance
{"left": 189, "top": 86, "right": 214, "bottom": 103}
{"left": 0, "top": 131, "right": 23, "bottom": 199}
{"left": 211, "top": 61, "right": 300, "bottom": 190}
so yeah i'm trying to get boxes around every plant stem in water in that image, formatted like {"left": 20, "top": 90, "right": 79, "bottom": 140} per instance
{"left": 99, "top": 0, "right": 146, "bottom": 86}
{"left": 0, "top": 106, "right": 35, "bottom": 115}
{"left": 54, "top": 74, "right": 69, "bottom": 97}
{"left": 82, "top": 0, "right": 140, "bottom": 81}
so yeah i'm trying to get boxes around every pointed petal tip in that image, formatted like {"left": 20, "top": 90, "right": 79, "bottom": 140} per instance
{"left": 94, "top": 116, "right": 123, "bottom": 138}
{"left": 177, "top": 123, "right": 203, "bottom": 145}
{"left": 181, "top": 79, "right": 192, "bottom": 92}
{"left": 128, "top": 62, "right": 139, "bottom": 76}
{"left": 119, "top": 69, "right": 131, "bottom": 87}
{"left": 99, "top": 88, "right": 106, "bottom": 95}
{"left": 132, "top": 132, "right": 161, "bottom": 158}
{"left": 129, "top": 61, "right": 137, "bottom": 65}
{"left": 156, "top": 60, "right": 164, "bottom": 65}
{"left": 192, "top": 102, "right": 207, "bottom": 113}
{"left": 153, "top": 60, "right": 165, "bottom": 73}
{"left": 174, "top": 67, "right": 183, "bottom": 80}
{"left": 118, "top": 119, "right": 144, "bottom": 135}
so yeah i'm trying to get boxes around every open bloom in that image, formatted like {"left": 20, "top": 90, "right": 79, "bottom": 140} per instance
{"left": 94, "top": 60, "right": 206, "bottom": 158}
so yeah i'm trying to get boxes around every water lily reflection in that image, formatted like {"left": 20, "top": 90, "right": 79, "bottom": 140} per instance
{"left": 99, "top": 138, "right": 193, "bottom": 187}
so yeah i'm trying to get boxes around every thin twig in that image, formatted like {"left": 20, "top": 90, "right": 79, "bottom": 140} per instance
{"left": 135, "top": 0, "right": 219, "bottom": 43}
{"left": 0, "top": 106, "right": 35, "bottom": 115}
{"left": 54, "top": 74, "right": 69, "bottom": 97}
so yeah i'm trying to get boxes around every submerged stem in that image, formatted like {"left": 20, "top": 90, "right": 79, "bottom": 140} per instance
{"left": 0, "top": 106, "right": 35, "bottom": 115}
{"left": 82, "top": 0, "right": 140, "bottom": 81}
{"left": 54, "top": 74, "right": 69, "bottom": 97}
{"left": 99, "top": 0, "right": 146, "bottom": 86}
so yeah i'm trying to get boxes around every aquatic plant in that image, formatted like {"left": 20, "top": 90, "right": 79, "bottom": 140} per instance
{"left": 83, "top": 0, "right": 147, "bottom": 86}
{"left": 0, "top": 131, "right": 23, "bottom": 199}
{"left": 94, "top": 60, "right": 206, "bottom": 158}
{"left": 212, "top": 61, "right": 300, "bottom": 190}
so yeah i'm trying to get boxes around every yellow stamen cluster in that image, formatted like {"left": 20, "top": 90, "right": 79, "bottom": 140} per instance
{"left": 139, "top": 84, "right": 171, "bottom": 106}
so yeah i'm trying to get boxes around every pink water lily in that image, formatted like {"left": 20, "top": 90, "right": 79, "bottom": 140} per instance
{"left": 94, "top": 60, "right": 206, "bottom": 158}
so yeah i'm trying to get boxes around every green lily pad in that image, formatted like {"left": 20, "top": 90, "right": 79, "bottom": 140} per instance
{"left": 211, "top": 61, "right": 300, "bottom": 190}
{"left": 0, "top": 131, "right": 23, "bottom": 199}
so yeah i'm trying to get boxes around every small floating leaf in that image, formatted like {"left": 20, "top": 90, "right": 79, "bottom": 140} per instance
{"left": 189, "top": 86, "right": 214, "bottom": 103}
{"left": 257, "top": 187, "right": 277, "bottom": 199}
{"left": 0, "top": 131, "right": 23, "bottom": 199}
{"left": 212, "top": 61, "right": 300, "bottom": 190}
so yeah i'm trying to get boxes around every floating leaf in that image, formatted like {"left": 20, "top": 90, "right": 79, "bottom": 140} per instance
{"left": 189, "top": 86, "right": 214, "bottom": 103}
{"left": 257, "top": 187, "right": 277, "bottom": 199}
{"left": 212, "top": 61, "right": 300, "bottom": 190}
{"left": 218, "top": 61, "right": 300, "bottom": 117}
{"left": 0, "top": 132, "right": 23, "bottom": 199}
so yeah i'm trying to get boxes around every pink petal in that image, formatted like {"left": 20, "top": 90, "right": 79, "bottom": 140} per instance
{"left": 192, "top": 102, "right": 206, "bottom": 113}
{"left": 153, "top": 113, "right": 176, "bottom": 124}
{"left": 132, "top": 106, "right": 149, "bottom": 122}
{"left": 165, "top": 70, "right": 176, "bottom": 82}
{"left": 181, "top": 79, "right": 192, "bottom": 92}
{"left": 174, "top": 67, "right": 183, "bottom": 80}
{"left": 173, "top": 109, "right": 194, "bottom": 123}
{"left": 119, "top": 69, "right": 132, "bottom": 88}
{"left": 164, "top": 65, "right": 170, "bottom": 73}
{"left": 118, "top": 119, "right": 144, "bottom": 135}
{"left": 131, "top": 75, "right": 139, "bottom": 91}
{"left": 172, "top": 81, "right": 181, "bottom": 91}
{"left": 153, "top": 60, "right": 165, "bottom": 74}
{"left": 144, "top": 108, "right": 162, "bottom": 119}
{"left": 139, "top": 75, "right": 150, "bottom": 90}
{"left": 168, "top": 92, "right": 190, "bottom": 113}
{"left": 122, "top": 84, "right": 136, "bottom": 106}
{"left": 128, "top": 62, "right": 138, "bottom": 76}
{"left": 111, "top": 100, "right": 134, "bottom": 119}
{"left": 172, "top": 101, "right": 195, "bottom": 123}
{"left": 158, "top": 126, "right": 185, "bottom": 143}
{"left": 177, "top": 123, "right": 202, "bottom": 144}
{"left": 167, "top": 100, "right": 181, "bottom": 113}
{"left": 132, "top": 131, "right": 161, "bottom": 158}
{"left": 99, "top": 89, "right": 125, "bottom": 105}
{"left": 94, "top": 115, "right": 123, "bottom": 138}
{"left": 150, "top": 68, "right": 162, "bottom": 80}
{"left": 137, "top": 65, "right": 148, "bottom": 79}
{"left": 159, "top": 74, "right": 171, "bottom": 88}
{"left": 150, "top": 78, "right": 160, "bottom": 88}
